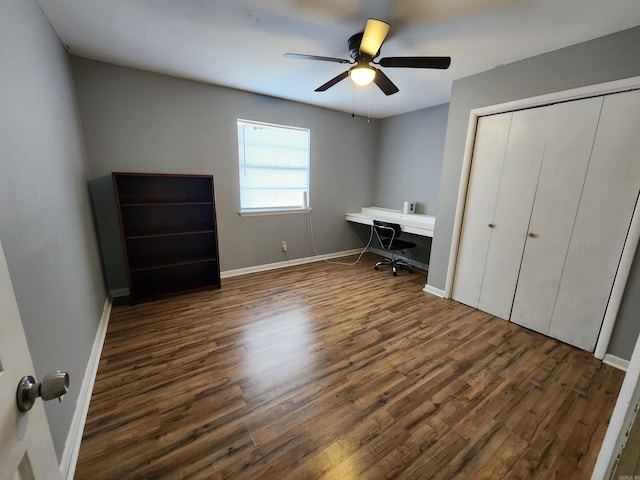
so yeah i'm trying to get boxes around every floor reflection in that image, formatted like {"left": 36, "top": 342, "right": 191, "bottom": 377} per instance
{"left": 242, "top": 309, "right": 314, "bottom": 388}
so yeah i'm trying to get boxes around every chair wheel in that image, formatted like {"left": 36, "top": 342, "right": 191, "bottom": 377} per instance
{"left": 374, "top": 266, "right": 379, "bottom": 270}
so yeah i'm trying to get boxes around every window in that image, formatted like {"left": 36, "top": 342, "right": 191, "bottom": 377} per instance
{"left": 237, "top": 119, "right": 310, "bottom": 214}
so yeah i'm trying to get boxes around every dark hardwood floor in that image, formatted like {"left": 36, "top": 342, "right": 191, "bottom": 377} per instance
{"left": 75, "top": 253, "right": 624, "bottom": 479}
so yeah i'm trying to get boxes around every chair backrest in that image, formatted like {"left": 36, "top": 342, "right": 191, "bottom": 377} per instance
{"left": 373, "top": 220, "right": 402, "bottom": 249}
{"left": 373, "top": 220, "right": 402, "bottom": 236}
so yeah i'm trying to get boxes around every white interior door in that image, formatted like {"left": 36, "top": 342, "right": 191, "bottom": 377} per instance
{"left": 0, "top": 237, "right": 61, "bottom": 480}
{"left": 550, "top": 89, "right": 640, "bottom": 351}
{"left": 477, "top": 107, "right": 548, "bottom": 319}
{"left": 452, "top": 113, "right": 512, "bottom": 308}
{"left": 510, "top": 96, "right": 604, "bottom": 336}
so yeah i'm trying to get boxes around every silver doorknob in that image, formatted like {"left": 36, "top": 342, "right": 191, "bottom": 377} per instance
{"left": 16, "top": 372, "right": 69, "bottom": 412}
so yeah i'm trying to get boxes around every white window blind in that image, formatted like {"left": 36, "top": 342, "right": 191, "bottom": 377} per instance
{"left": 237, "top": 119, "right": 310, "bottom": 213}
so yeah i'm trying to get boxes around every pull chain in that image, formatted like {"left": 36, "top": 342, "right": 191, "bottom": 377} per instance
{"left": 367, "top": 84, "right": 372, "bottom": 122}
{"left": 351, "top": 87, "right": 357, "bottom": 117}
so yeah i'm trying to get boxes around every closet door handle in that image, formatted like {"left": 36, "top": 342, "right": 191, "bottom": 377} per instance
{"left": 488, "top": 223, "right": 495, "bottom": 228}
{"left": 528, "top": 232, "right": 537, "bottom": 238}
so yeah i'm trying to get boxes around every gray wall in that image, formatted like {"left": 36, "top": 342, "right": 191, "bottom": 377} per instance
{"left": 0, "top": 0, "right": 106, "bottom": 459}
{"left": 88, "top": 176, "right": 127, "bottom": 293}
{"left": 375, "top": 104, "right": 448, "bottom": 216}
{"left": 71, "top": 58, "right": 379, "bottom": 289}
{"left": 373, "top": 104, "right": 449, "bottom": 267}
{"left": 610, "top": 254, "right": 640, "bottom": 359}
{"left": 427, "top": 26, "right": 640, "bottom": 359}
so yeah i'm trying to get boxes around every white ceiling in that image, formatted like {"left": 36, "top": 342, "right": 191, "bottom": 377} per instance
{"left": 36, "top": 0, "right": 640, "bottom": 119}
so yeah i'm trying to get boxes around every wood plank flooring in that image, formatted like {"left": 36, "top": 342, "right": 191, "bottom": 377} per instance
{"left": 75, "top": 253, "right": 624, "bottom": 479}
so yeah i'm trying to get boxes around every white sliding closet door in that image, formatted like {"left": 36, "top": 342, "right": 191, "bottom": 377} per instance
{"left": 510, "top": 97, "right": 604, "bottom": 335}
{"left": 550, "top": 89, "right": 640, "bottom": 351}
{"left": 453, "top": 88, "right": 640, "bottom": 352}
{"left": 477, "top": 108, "right": 548, "bottom": 319}
{"left": 452, "top": 113, "right": 512, "bottom": 309}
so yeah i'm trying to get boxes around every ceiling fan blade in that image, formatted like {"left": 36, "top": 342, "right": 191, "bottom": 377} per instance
{"left": 373, "top": 68, "right": 399, "bottom": 96}
{"left": 284, "top": 53, "right": 351, "bottom": 64}
{"left": 379, "top": 56, "right": 452, "bottom": 69}
{"left": 315, "top": 71, "right": 350, "bottom": 92}
{"left": 359, "top": 19, "right": 390, "bottom": 57}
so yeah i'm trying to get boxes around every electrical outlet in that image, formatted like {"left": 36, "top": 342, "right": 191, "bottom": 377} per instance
{"left": 281, "top": 240, "right": 287, "bottom": 252}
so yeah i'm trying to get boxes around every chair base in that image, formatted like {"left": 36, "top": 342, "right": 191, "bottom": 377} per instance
{"left": 374, "top": 255, "right": 414, "bottom": 276}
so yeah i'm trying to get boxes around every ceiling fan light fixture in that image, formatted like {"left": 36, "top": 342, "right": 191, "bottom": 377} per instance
{"left": 349, "top": 66, "right": 376, "bottom": 86}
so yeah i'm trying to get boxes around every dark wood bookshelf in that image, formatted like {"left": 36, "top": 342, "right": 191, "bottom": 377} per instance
{"left": 113, "top": 172, "right": 220, "bottom": 302}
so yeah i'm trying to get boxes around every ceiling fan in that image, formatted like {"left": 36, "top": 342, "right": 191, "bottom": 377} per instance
{"left": 284, "top": 19, "right": 451, "bottom": 96}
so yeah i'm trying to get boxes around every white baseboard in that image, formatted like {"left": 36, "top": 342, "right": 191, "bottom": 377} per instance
{"left": 423, "top": 284, "right": 446, "bottom": 298}
{"left": 220, "top": 249, "right": 365, "bottom": 278}
{"left": 603, "top": 353, "right": 630, "bottom": 372}
{"left": 60, "top": 296, "right": 112, "bottom": 480}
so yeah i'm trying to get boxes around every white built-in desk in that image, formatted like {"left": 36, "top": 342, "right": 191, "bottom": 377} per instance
{"left": 345, "top": 207, "right": 436, "bottom": 237}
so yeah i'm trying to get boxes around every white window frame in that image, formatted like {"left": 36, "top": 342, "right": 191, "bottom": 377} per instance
{"left": 237, "top": 119, "right": 310, "bottom": 216}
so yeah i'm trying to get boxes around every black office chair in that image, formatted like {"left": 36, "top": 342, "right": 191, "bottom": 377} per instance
{"left": 373, "top": 220, "right": 417, "bottom": 276}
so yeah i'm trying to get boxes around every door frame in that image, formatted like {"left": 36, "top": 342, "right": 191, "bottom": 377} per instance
{"left": 443, "top": 75, "right": 640, "bottom": 360}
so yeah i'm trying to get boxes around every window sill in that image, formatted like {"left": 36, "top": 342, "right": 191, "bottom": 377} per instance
{"left": 238, "top": 207, "right": 312, "bottom": 217}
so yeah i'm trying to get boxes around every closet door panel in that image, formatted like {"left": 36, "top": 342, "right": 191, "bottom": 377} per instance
{"left": 551, "top": 89, "right": 640, "bottom": 351}
{"left": 453, "top": 113, "right": 512, "bottom": 308}
{"left": 510, "top": 97, "right": 603, "bottom": 335}
{"left": 478, "top": 108, "right": 548, "bottom": 319}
